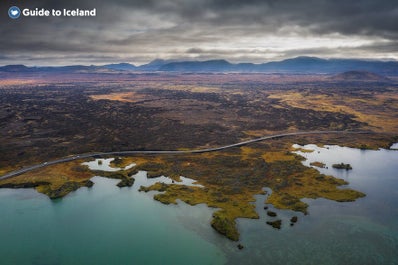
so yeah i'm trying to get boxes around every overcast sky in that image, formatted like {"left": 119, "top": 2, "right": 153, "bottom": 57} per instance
{"left": 1, "top": 0, "right": 397, "bottom": 66}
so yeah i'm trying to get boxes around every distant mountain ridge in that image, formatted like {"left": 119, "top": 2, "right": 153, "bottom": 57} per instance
{"left": 159, "top": 59, "right": 232, "bottom": 72}
{"left": 330, "top": 71, "right": 391, "bottom": 81}
{"left": 103, "top": 63, "right": 137, "bottom": 71}
{"left": 1, "top": 56, "right": 398, "bottom": 75}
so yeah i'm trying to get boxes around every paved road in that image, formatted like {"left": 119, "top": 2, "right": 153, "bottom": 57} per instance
{"left": 0, "top": 130, "right": 371, "bottom": 180}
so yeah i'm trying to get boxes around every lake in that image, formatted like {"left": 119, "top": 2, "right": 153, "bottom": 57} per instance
{"left": 0, "top": 172, "right": 226, "bottom": 265}
{"left": 225, "top": 144, "right": 398, "bottom": 265}
{"left": 0, "top": 145, "right": 397, "bottom": 265}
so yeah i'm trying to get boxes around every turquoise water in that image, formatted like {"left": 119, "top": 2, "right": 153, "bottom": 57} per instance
{"left": 0, "top": 172, "right": 226, "bottom": 265}
{"left": 1, "top": 146, "right": 397, "bottom": 265}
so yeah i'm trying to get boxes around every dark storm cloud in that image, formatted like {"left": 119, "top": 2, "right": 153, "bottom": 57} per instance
{"left": 0, "top": 0, "right": 397, "bottom": 65}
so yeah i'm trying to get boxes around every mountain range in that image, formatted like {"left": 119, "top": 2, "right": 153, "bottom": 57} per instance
{"left": 1, "top": 56, "right": 398, "bottom": 75}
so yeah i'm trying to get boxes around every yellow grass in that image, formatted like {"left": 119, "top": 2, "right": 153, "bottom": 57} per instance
{"left": 261, "top": 151, "right": 295, "bottom": 162}
{"left": 269, "top": 91, "right": 398, "bottom": 132}
{"left": 90, "top": 92, "right": 144, "bottom": 103}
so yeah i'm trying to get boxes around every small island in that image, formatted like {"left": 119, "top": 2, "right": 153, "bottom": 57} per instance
{"left": 332, "top": 163, "right": 353, "bottom": 170}
{"left": 266, "top": 220, "right": 282, "bottom": 229}
{"left": 310, "top": 161, "right": 326, "bottom": 168}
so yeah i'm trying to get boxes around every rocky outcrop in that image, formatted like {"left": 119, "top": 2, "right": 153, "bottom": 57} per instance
{"left": 116, "top": 177, "right": 135, "bottom": 188}
{"left": 332, "top": 163, "right": 352, "bottom": 170}
{"left": 267, "top": 211, "right": 277, "bottom": 217}
{"left": 266, "top": 219, "right": 282, "bottom": 229}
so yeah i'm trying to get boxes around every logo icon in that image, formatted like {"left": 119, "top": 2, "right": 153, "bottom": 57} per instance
{"left": 8, "top": 6, "right": 21, "bottom": 19}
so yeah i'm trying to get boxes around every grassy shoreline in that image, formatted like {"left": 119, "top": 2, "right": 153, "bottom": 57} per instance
{"left": 0, "top": 135, "right": 387, "bottom": 241}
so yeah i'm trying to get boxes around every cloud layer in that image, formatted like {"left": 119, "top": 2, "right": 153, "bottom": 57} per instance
{"left": 1, "top": 0, "right": 397, "bottom": 65}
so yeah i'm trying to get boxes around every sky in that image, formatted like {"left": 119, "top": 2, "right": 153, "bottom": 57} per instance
{"left": 1, "top": 0, "right": 397, "bottom": 66}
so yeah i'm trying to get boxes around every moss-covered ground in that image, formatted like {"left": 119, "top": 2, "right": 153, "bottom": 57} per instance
{"left": 116, "top": 141, "right": 367, "bottom": 240}
{"left": 0, "top": 159, "right": 137, "bottom": 199}
{"left": 0, "top": 135, "right": 389, "bottom": 240}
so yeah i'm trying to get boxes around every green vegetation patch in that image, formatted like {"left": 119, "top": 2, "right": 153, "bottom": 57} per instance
{"left": 132, "top": 147, "right": 365, "bottom": 240}
{"left": 0, "top": 144, "right": 367, "bottom": 241}
{"left": 332, "top": 163, "right": 353, "bottom": 170}
{"left": 36, "top": 180, "right": 94, "bottom": 199}
{"left": 310, "top": 161, "right": 326, "bottom": 168}
{"left": 140, "top": 182, "right": 258, "bottom": 241}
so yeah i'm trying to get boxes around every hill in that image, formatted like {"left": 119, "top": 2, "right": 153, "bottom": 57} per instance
{"left": 159, "top": 59, "right": 233, "bottom": 72}
{"left": 330, "top": 71, "right": 390, "bottom": 82}
{"left": 103, "top": 63, "right": 137, "bottom": 71}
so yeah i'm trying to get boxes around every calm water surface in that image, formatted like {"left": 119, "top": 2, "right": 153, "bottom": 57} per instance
{"left": 226, "top": 145, "right": 398, "bottom": 265}
{"left": 0, "top": 146, "right": 397, "bottom": 265}
{"left": 0, "top": 172, "right": 226, "bottom": 265}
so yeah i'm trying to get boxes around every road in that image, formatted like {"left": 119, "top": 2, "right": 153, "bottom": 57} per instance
{"left": 0, "top": 130, "right": 371, "bottom": 180}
